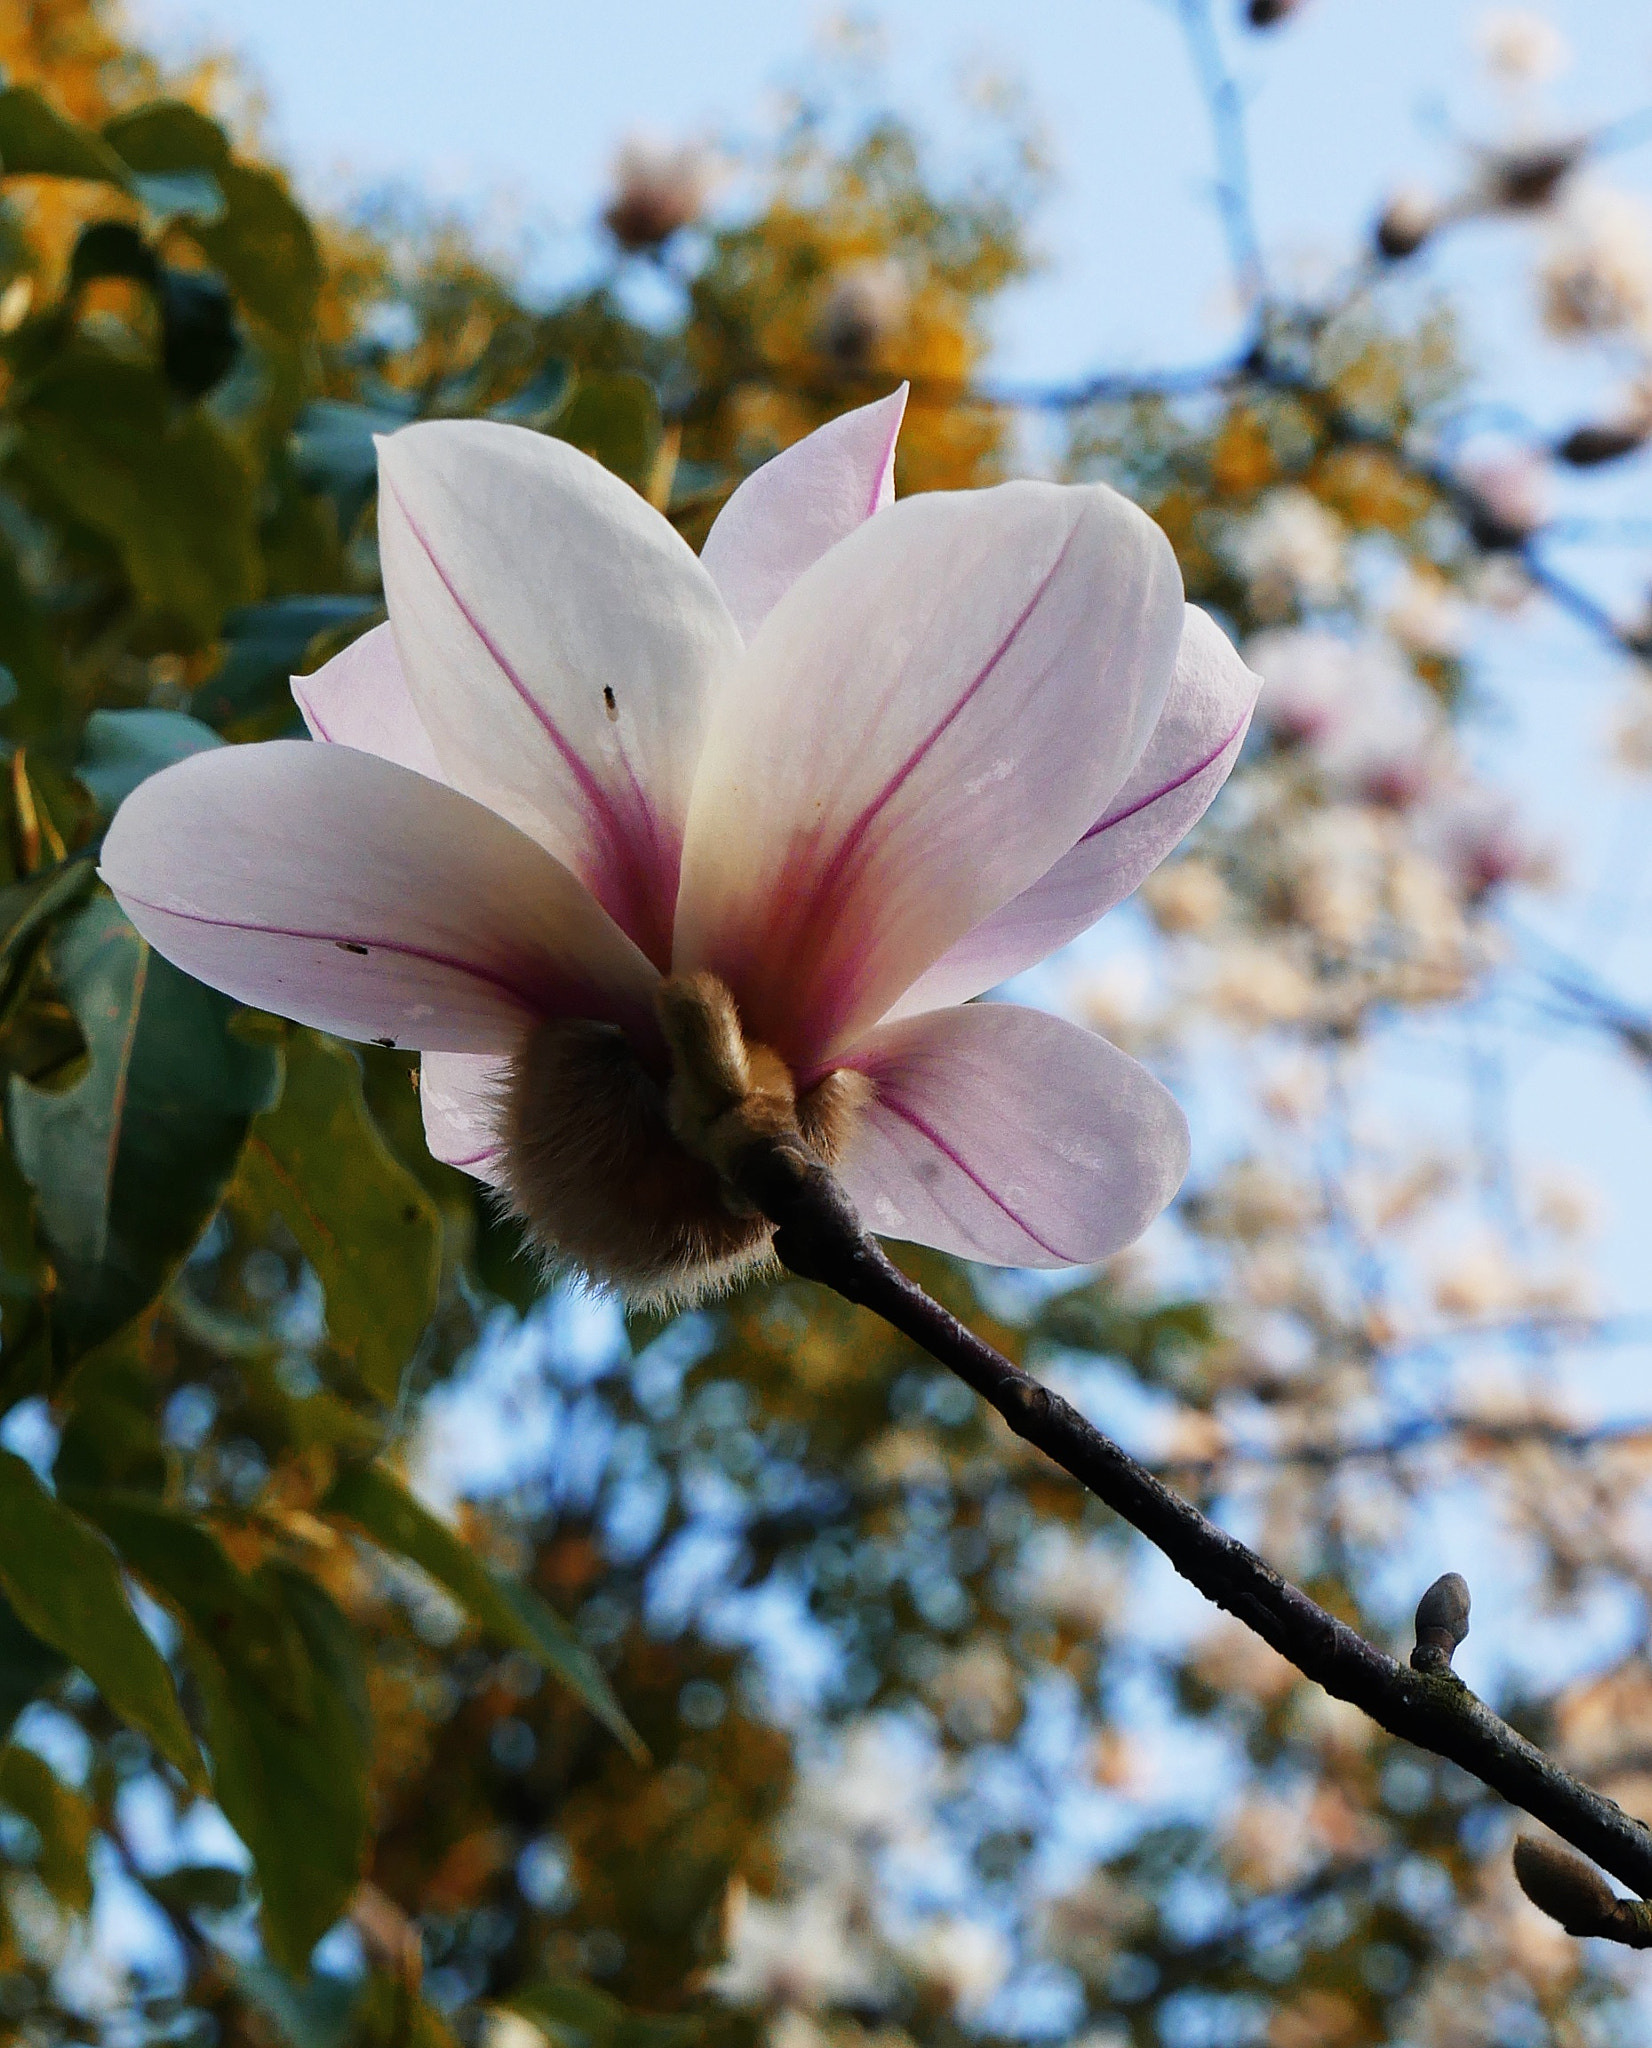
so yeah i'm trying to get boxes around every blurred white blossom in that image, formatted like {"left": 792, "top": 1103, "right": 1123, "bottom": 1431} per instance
{"left": 1540, "top": 185, "right": 1652, "bottom": 339}
{"left": 900, "top": 1916, "right": 1012, "bottom": 2016}
{"left": 1475, "top": 9, "right": 1571, "bottom": 85}
{"left": 1250, "top": 628, "right": 1443, "bottom": 804}
{"left": 1230, "top": 489, "right": 1346, "bottom": 617}
{"left": 712, "top": 1883, "right": 883, "bottom": 2010}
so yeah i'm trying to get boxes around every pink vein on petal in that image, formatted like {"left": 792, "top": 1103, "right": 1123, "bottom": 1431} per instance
{"left": 809, "top": 522, "right": 1084, "bottom": 923}
{"left": 866, "top": 404, "right": 903, "bottom": 519}
{"left": 114, "top": 888, "right": 560, "bottom": 1016}
{"left": 1081, "top": 711, "right": 1249, "bottom": 842}
{"left": 294, "top": 686, "right": 335, "bottom": 743}
{"left": 383, "top": 476, "right": 678, "bottom": 964}
{"left": 881, "top": 1092, "right": 1069, "bottom": 1263}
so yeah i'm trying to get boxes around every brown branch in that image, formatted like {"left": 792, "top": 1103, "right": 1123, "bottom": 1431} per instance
{"left": 732, "top": 1131, "right": 1652, "bottom": 1921}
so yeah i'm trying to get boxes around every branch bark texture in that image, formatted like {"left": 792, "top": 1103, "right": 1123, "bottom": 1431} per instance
{"left": 733, "top": 1133, "right": 1652, "bottom": 1906}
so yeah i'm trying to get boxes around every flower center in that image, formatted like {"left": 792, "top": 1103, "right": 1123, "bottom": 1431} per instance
{"left": 497, "top": 973, "right": 869, "bottom": 1307}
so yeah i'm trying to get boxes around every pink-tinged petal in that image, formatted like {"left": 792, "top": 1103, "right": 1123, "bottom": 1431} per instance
{"left": 699, "top": 386, "right": 908, "bottom": 638}
{"left": 892, "top": 606, "right": 1258, "bottom": 1016}
{"left": 674, "top": 479, "right": 1184, "bottom": 1068}
{"left": 420, "top": 1051, "right": 509, "bottom": 1182}
{"left": 835, "top": 1001, "right": 1189, "bottom": 1267}
{"left": 377, "top": 420, "right": 743, "bottom": 970}
{"left": 100, "top": 740, "right": 659, "bottom": 1054}
{"left": 292, "top": 621, "right": 446, "bottom": 782}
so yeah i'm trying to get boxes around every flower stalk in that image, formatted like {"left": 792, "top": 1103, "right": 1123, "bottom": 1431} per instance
{"left": 730, "top": 1126, "right": 1652, "bottom": 1931}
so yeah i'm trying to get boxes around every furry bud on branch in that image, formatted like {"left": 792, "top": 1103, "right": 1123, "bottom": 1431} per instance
{"left": 602, "top": 138, "right": 712, "bottom": 252}
{"left": 1375, "top": 188, "right": 1438, "bottom": 261}
{"left": 1513, "top": 1836, "right": 1652, "bottom": 1945}
{"left": 1557, "top": 418, "right": 1652, "bottom": 468}
{"left": 1410, "top": 1571, "right": 1471, "bottom": 1672}
{"left": 1489, "top": 140, "right": 1583, "bottom": 212}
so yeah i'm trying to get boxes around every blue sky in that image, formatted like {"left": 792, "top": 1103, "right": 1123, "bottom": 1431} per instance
{"left": 127, "top": 0, "right": 1652, "bottom": 381}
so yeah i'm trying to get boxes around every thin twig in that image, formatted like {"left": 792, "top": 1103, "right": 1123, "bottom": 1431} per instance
{"left": 1176, "top": 0, "right": 1267, "bottom": 316}
{"left": 732, "top": 1131, "right": 1652, "bottom": 1908}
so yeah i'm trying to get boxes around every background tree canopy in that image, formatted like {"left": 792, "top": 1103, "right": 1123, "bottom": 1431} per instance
{"left": 5, "top": 0, "right": 1652, "bottom": 2043}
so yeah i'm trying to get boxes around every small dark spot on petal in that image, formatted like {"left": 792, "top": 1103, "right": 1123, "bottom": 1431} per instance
{"left": 373, "top": 1035, "right": 396, "bottom": 1048}
{"left": 335, "top": 941, "right": 370, "bottom": 956}
{"left": 603, "top": 685, "right": 619, "bottom": 721}
{"left": 401, "top": 1204, "right": 419, "bottom": 1224}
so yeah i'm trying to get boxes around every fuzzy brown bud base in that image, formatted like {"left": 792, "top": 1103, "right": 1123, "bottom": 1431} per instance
{"left": 497, "top": 975, "right": 870, "bottom": 1306}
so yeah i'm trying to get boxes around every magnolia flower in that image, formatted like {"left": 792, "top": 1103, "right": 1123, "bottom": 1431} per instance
{"left": 102, "top": 387, "right": 1258, "bottom": 1302}
{"left": 1250, "top": 627, "right": 1442, "bottom": 806}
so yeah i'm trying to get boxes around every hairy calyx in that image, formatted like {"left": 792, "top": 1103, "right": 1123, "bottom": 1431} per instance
{"left": 499, "top": 972, "right": 870, "bottom": 1306}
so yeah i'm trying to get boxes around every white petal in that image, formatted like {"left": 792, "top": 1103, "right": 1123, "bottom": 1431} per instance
{"left": 893, "top": 606, "right": 1258, "bottom": 1015}
{"left": 674, "top": 479, "right": 1184, "bottom": 1067}
{"left": 378, "top": 419, "right": 744, "bottom": 968}
{"left": 699, "top": 386, "right": 907, "bottom": 638}
{"left": 292, "top": 621, "right": 446, "bottom": 781}
{"left": 420, "top": 1051, "right": 509, "bottom": 1182}
{"left": 100, "top": 741, "right": 659, "bottom": 1053}
{"left": 836, "top": 1001, "right": 1189, "bottom": 1267}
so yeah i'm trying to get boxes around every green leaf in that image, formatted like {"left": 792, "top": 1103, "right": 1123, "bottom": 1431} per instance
{"left": 193, "top": 163, "right": 322, "bottom": 338}
{"left": 193, "top": 595, "right": 380, "bottom": 731}
{"left": 489, "top": 357, "right": 573, "bottom": 428}
{"left": 157, "top": 264, "right": 241, "bottom": 399}
{"left": 0, "top": 529, "right": 64, "bottom": 736}
{"left": 0, "top": 84, "right": 131, "bottom": 186}
{"left": 101, "top": 103, "right": 230, "bottom": 217}
{"left": 232, "top": 1962, "right": 458, "bottom": 2048}
{"left": 184, "top": 1565, "right": 371, "bottom": 1970}
{"left": 143, "top": 1861, "right": 246, "bottom": 1916}
{"left": 322, "top": 1461, "right": 643, "bottom": 1759}
{"left": 290, "top": 399, "right": 411, "bottom": 537}
{"left": 238, "top": 1033, "right": 439, "bottom": 1405}
{"left": 472, "top": 1198, "right": 547, "bottom": 1314}
{"left": 0, "top": 1595, "right": 67, "bottom": 1744}
{"left": 102, "top": 100, "right": 230, "bottom": 176}
{"left": 551, "top": 371, "right": 661, "bottom": 492}
{"left": 0, "top": 1449, "right": 199, "bottom": 1780}
{"left": 101, "top": 106, "right": 313, "bottom": 329}
{"left": 130, "top": 168, "right": 226, "bottom": 226}
{"left": 0, "top": 1140, "right": 51, "bottom": 1403}
{"left": 8, "top": 895, "right": 283, "bottom": 1360}
{"left": 76, "top": 707, "right": 222, "bottom": 813}
{"left": 0, "top": 858, "right": 96, "bottom": 1000}
{"left": 0, "top": 1740, "right": 92, "bottom": 1911}
{"left": 506, "top": 1979, "right": 700, "bottom": 2048}
{"left": 53, "top": 1339, "right": 168, "bottom": 1495}
{"left": 351, "top": 1977, "right": 459, "bottom": 2048}
{"left": 15, "top": 341, "right": 260, "bottom": 645}
{"left": 68, "top": 1490, "right": 315, "bottom": 1723}
{"left": 68, "top": 219, "right": 157, "bottom": 292}
{"left": 66, "top": 1490, "right": 370, "bottom": 1967}
{"left": 231, "top": 1953, "right": 364, "bottom": 2048}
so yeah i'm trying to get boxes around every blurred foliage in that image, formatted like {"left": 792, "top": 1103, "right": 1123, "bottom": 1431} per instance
{"left": 0, "top": 4, "right": 1644, "bottom": 2048}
